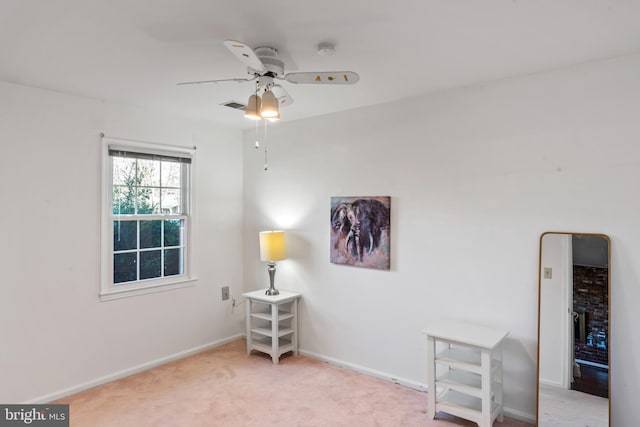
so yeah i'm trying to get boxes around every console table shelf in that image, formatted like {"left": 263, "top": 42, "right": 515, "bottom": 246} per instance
{"left": 251, "top": 311, "right": 294, "bottom": 322}
{"left": 250, "top": 327, "right": 295, "bottom": 338}
{"left": 243, "top": 289, "right": 301, "bottom": 364}
{"left": 422, "top": 321, "right": 509, "bottom": 427}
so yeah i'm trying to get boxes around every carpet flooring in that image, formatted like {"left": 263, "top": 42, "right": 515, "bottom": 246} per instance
{"left": 55, "top": 339, "right": 532, "bottom": 427}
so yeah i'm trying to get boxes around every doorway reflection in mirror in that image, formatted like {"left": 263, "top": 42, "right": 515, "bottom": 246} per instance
{"left": 537, "top": 232, "right": 610, "bottom": 427}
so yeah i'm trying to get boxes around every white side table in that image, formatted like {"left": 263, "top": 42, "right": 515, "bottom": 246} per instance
{"left": 422, "top": 321, "right": 509, "bottom": 427}
{"left": 243, "top": 289, "right": 301, "bottom": 364}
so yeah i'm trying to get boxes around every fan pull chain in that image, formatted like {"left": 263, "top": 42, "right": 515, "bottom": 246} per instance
{"left": 263, "top": 119, "right": 268, "bottom": 171}
{"left": 254, "top": 81, "right": 261, "bottom": 149}
{"left": 254, "top": 119, "right": 260, "bottom": 149}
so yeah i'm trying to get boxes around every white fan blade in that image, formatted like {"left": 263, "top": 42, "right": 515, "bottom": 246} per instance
{"left": 177, "top": 77, "right": 256, "bottom": 86}
{"left": 285, "top": 71, "right": 359, "bottom": 85}
{"left": 271, "top": 84, "right": 294, "bottom": 107}
{"left": 223, "top": 40, "right": 265, "bottom": 73}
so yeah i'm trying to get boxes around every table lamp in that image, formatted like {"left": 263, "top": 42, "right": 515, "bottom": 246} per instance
{"left": 259, "top": 230, "right": 287, "bottom": 296}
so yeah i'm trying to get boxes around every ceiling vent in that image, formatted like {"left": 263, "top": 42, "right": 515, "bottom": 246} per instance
{"left": 221, "top": 100, "right": 246, "bottom": 111}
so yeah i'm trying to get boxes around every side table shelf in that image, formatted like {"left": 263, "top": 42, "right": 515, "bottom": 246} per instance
{"left": 243, "top": 289, "right": 301, "bottom": 364}
{"left": 422, "top": 321, "right": 509, "bottom": 427}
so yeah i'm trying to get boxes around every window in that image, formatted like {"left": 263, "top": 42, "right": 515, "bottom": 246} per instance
{"left": 101, "top": 137, "right": 196, "bottom": 301}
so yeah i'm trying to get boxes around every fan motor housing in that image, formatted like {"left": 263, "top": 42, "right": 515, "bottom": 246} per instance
{"left": 248, "top": 46, "right": 284, "bottom": 77}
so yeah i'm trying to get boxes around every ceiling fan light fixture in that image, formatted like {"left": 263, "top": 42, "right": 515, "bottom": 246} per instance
{"left": 245, "top": 94, "right": 262, "bottom": 120}
{"left": 260, "top": 90, "right": 280, "bottom": 118}
{"left": 177, "top": 40, "right": 359, "bottom": 125}
{"left": 267, "top": 111, "right": 280, "bottom": 122}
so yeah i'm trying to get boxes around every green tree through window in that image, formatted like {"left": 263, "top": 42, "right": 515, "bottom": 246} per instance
{"left": 110, "top": 151, "right": 188, "bottom": 285}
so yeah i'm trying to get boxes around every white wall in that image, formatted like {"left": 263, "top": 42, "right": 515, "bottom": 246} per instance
{"left": 0, "top": 81, "right": 245, "bottom": 403}
{"left": 242, "top": 53, "right": 640, "bottom": 423}
{"left": 539, "top": 233, "right": 570, "bottom": 388}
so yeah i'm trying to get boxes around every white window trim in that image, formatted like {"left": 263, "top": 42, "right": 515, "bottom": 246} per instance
{"left": 100, "top": 137, "right": 197, "bottom": 301}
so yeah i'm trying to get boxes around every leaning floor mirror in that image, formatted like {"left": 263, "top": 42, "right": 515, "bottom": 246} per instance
{"left": 536, "top": 232, "right": 610, "bottom": 426}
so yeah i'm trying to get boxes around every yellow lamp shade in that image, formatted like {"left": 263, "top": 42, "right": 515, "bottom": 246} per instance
{"left": 259, "top": 230, "right": 286, "bottom": 262}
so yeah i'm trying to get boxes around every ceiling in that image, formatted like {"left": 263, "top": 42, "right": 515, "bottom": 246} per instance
{"left": 2, "top": 0, "right": 640, "bottom": 130}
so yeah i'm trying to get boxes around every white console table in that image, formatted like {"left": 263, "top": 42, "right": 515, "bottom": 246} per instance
{"left": 243, "top": 289, "right": 301, "bottom": 364}
{"left": 422, "top": 321, "right": 509, "bottom": 427}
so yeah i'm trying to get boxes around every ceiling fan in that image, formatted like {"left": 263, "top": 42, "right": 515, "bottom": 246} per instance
{"left": 177, "top": 40, "right": 360, "bottom": 120}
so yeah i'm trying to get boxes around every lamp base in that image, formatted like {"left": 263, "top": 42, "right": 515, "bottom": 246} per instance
{"left": 265, "top": 262, "right": 279, "bottom": 296}
{"left": 265, "top": 288, "right": 280, "bottom": 296}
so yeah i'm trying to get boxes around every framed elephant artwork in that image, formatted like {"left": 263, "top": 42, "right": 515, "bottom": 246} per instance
{"left": 330, "top": 196, "right": 391, "bottom": 270}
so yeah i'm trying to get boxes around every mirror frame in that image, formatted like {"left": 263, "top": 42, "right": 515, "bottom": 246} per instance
{"left": 536, "top": 231, "right": 611, "bottom": 426}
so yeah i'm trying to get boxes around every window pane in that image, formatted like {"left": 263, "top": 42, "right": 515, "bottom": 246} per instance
{"left": 161, "top": 161, "right": 182, "bottom": 188}
{"left": 164, "top": 248, "right": 183, "bottom": 276}
{"left": 114, "top": 253, "right": 137, "bottom": 283}
{"left": 137, "top": 188, "right": 160, "bottom": 214}
{"left": 113, "top": 221, "right": 137, "bottom": 251}
{"left": 113, "top": 157, "right": 137, "bottom": 186}
{"left": 138, "top": 159, "right": 160, "bottom": 187}
{"left": 113, "top": 186, "right": 135, "bottom": 215}
{"left": 140, "top": 250, "right": 161, "bottom": 280}
{"left": 164, "top": 220, "right": 182, "bottom": 247}
{"left": 161, "top": 189, "right": 181, "bottom": 214}
{"left": 140, "top": 220, "right": 161, "bottom": 249}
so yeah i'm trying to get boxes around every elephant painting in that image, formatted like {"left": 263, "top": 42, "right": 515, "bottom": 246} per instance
{"left": 330, "top": 196, "right": 390, "bottom": 270}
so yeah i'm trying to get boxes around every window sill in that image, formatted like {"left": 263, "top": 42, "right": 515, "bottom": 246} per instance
{"left": 100, "top": 277, "right": 197, "bottom": 301}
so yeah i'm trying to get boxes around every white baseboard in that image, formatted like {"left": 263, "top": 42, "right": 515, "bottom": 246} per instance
{"left": 539, "top": 377, "right": 565, "bottom": 388}
{"left": 24, "top": 334, "right": 243, "bottom": 404}
{"left": 298, "top": 348, "right": 428, "bottom": 392}
{"left": 298, "top": 347, "right": 536, "bottom": 425}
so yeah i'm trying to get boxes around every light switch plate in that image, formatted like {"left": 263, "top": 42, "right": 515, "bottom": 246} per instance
{"left": 543, "top": 268, "right": 552, "bottom": 279}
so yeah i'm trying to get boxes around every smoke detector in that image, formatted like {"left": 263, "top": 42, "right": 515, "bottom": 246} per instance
{"left": 317, "top": 43, "right": 336, "bottom": 56}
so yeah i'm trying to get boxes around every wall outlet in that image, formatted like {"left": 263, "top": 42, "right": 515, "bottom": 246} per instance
{"left": 221, "top": 286, "right": 230, "bottom": 301}
{"left": 543, "top": 267, "right": 552, "bottom": 279}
